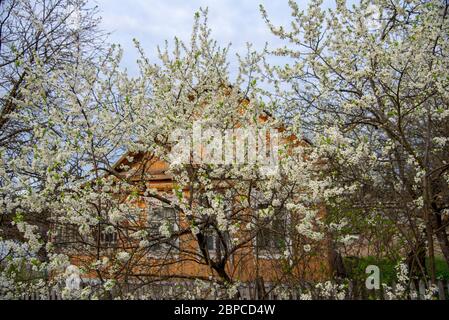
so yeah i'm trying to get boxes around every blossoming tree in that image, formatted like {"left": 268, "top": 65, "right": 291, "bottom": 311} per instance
{"left": 0, "top": 8, "right": 333, "bottom": 299}
{"left": 260, "top": 0, "right": 449, "bottom": 282}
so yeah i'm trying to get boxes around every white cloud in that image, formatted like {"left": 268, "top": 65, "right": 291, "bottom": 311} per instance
{"left": 92, "top": 0, "right": 334, "bottom": 75}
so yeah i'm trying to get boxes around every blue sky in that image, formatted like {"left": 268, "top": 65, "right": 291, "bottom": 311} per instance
{"left": 93, "top": 0, "right": 337, "bottom": 76}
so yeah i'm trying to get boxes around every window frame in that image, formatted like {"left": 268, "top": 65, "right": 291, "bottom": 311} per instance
{"left": 254, "top": 208, "right": 291, "bottom": 259}
{"left": 54, "top": 223, "right": 78, "bottom": 245}
{"left": 146, "top": 196, "right": 180, "bottom": 258}
{"left": 202, "top": 227, "right": 231, "bottom": 259}
{"left": 99, "top": 227, "right": 118, "bottom": 248}
{"left": 195, "top": 197, "right": 233, "bottom": 260}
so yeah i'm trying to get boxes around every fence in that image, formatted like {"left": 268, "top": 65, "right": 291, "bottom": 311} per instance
{"left": 21, "top": 289, "right": 62, "bottom": 300}
{"left": 236, "top": 279, "right": 449, "bottom": 300}
{"left": 20, "top": 279, "right": 449, "bottom": 300}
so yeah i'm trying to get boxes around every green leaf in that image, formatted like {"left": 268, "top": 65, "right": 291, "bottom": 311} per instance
{"left": 13, "top": 212, "right": 24, "bottom": 224}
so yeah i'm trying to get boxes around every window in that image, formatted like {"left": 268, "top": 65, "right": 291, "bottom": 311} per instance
{"left": 203, "top": 229, "right": 230, "bottom": 256}
{"left": 99, "top": 229, "right": 118, "bottom": 247}
{"left": 147, "top": 205, "right": 178, "bottom": 255}
{"left": 55, "top": 224, "right": 78, "bottom": 244}
{"left": 255, "top": 214, "right": 288, "bottom": 256}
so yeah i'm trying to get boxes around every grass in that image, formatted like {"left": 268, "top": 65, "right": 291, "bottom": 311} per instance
{"left": 430, "top": 257, "right": 449, "bottom": 281}
{"left": 343, "top": 256, "right": 449, "bottom": 284}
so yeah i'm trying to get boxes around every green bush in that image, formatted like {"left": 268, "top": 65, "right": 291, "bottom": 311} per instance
{"left": 343, "top": 256, "right": 449, "bottom": 284}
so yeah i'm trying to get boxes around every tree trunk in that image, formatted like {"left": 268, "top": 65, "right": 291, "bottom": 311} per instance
{"left": 406, "top": 240, "right": 427, "bottom": 280}
{"left": 255, "top": 277, "right": 266, "bottom": 300}
{"left": 432, "top": 212, "right": 449, "bottom": 266}
{"left": 327, "top": 237, "right": 347, "bottom": 279}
